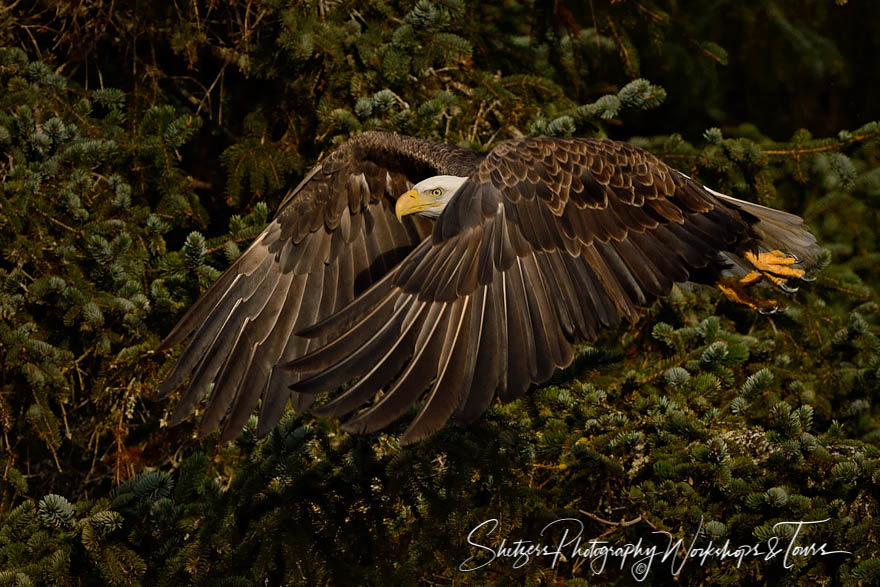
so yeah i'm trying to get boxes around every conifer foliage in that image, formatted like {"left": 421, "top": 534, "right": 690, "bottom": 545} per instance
{"left": 1, "top": 1, "right": 879, "bottom": 584}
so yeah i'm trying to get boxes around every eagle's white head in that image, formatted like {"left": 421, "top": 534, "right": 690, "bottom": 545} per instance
{"left": 395, "top": 175, "right": 469, "bottom": 220}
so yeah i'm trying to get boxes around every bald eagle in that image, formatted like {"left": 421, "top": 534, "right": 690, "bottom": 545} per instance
{"left": 158, "top": 132, "right": 819, "bottom": 443}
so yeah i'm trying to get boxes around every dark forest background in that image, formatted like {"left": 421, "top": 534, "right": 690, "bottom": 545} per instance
{"left": 0, "top": 0, "right": 878, "bottom": 584}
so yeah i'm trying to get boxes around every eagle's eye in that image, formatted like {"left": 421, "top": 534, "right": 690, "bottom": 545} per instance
{"left": 430, "top": 188, "right": 443, "bottom": 197}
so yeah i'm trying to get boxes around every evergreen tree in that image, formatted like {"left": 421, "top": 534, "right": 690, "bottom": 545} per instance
{"left": 1, "top": 1, "right": 878, "bottom": 584}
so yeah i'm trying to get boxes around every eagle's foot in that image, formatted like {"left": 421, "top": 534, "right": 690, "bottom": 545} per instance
{"left": 744, "top": 250, "right": 805, "bottom": 292}
{"left": 718, "top": 281, "right": 779, "bottom": 314}
{"left": 718, "top": 250, "right": 806, "bottom": 313}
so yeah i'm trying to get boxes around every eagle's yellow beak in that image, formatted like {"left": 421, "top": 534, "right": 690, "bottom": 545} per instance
{"left": 395, "top": 189, "right": 433, "bottom": 221}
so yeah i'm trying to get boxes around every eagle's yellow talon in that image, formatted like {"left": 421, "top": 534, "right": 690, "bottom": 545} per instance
{"left": 739, "top": 271, "right": 764, "bottom": 286}
{"left": 719, "top": 282, "right": 778, "bottom": 312}
{"left": 719, "top": 249, "right": 807, "bottom": 312}
{"left": 744, "top": 250, "right": 805, "bottom": 280}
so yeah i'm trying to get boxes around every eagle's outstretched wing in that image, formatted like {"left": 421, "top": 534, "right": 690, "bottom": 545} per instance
{"left": 287, "top": 137, "right": 819, "bottom": 443}
{"left": 158, "top": 132, "right": 483, "bottom": 440}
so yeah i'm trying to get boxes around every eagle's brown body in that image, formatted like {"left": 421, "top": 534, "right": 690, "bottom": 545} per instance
{"left": 159, "top": 132, "right": 819, "bottom": 443}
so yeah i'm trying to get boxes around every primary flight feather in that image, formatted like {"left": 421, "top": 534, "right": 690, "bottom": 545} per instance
{"left": 158, "top": 131, "right": 819, "bottom": 443}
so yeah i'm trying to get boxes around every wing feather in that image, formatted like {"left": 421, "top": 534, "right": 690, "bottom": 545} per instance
{"left": 401, "top": 296, "right": 476, "bottom": 443}
{"left": 454, "top": 278, "right": 501, "bottom": 420}
{"left": 199, "top": 260, "right": 296, "bottom": 436}
{"left": 168, "top": 256, "right": 277, "bottom": 423}
{"left": 341, "top": 302, "right": 451, "bottom": 433}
